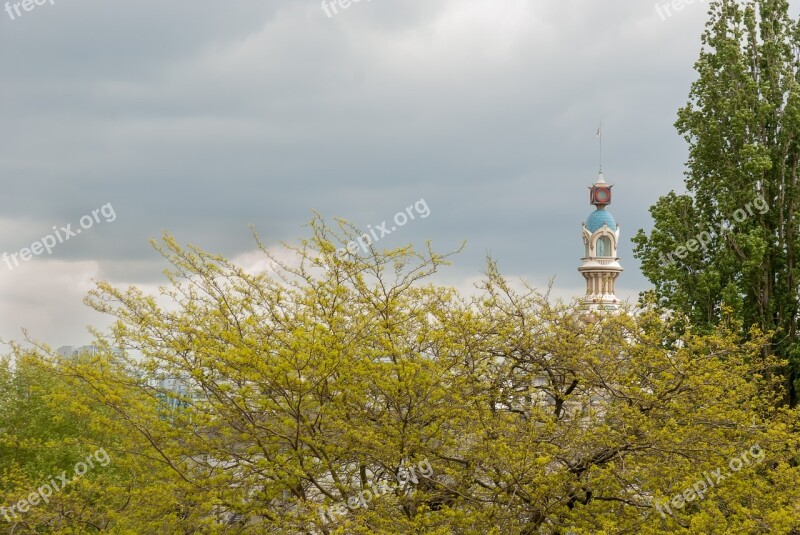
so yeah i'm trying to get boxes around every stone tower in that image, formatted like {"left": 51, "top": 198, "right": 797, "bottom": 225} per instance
{"left": 578, "top": 172, "right": 622, "bottom": 311}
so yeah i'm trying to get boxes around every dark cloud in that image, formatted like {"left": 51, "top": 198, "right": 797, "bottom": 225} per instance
{"left": 1, "top": 0, "right": 767, "bottom": 344}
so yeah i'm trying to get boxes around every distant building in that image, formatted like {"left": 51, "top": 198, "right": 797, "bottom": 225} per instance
{"left": 56, "top": 345, "right": 103, "bottom": 358}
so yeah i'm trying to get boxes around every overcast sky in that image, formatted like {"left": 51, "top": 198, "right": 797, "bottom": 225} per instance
{"left": 2, "top": 0, "right": 787, "bottom": 346}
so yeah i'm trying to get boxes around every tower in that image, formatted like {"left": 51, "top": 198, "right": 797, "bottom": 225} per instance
{"left": 578, "top": 172, "right": 623, "bottom": 311}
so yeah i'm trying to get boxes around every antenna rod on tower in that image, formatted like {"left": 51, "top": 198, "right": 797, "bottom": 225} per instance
{"left": 596, "top": 123, "right": 603, "bottom": 173}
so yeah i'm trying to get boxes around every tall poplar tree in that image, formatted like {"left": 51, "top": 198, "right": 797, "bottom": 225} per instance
{"left": 632, "top": 0, "right": 800, "bottom": 405}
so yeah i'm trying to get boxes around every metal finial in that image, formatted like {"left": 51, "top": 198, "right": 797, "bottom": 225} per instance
{"left": 596, "top": 122, "right": 603, "bottom": 173}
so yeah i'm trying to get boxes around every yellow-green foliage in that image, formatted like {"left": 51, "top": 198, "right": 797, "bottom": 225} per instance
{"left": 1, "top": 217, "right": 798, "bottom": 534}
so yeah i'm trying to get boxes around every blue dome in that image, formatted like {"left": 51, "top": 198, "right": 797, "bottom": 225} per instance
{"left": 586, "top": 209, "right": 616, "bottom": 232}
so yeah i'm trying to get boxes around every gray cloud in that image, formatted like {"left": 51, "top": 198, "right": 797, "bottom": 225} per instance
{"left": 1, "top": 0, "right": 770, "bottom": 345}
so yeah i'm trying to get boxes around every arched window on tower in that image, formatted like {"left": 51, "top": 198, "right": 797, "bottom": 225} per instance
{"left": 596, "top": 236, "right": 612, "bottom": 257}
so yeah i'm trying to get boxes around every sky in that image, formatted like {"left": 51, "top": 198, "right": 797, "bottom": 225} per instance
{"left": 1, "top": 0, "right": 785, "bottom": 347}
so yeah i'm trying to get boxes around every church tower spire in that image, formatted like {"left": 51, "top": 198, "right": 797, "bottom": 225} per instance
{"left": 578, "top": 171, "right": 623, "bottom": 311}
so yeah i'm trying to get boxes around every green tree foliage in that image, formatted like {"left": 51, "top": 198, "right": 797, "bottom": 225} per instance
{"left": 632, "top": 0, "right": 800, "bottom": 405}
{"left": 2, "top": 219, "right": 797, "bottom": 533}
{"left": 0, "top": 350, "right": 225, "bottom": 533}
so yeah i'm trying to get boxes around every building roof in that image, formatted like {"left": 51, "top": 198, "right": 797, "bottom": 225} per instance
{"left": 585, "top": 208, "right": 617, "bottom": 232}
